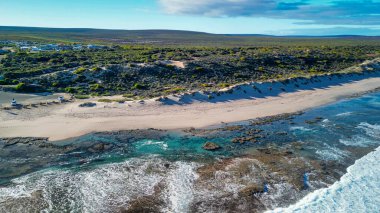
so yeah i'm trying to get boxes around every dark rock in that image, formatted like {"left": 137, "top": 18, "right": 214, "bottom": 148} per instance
{"left": 276, "top": 131, "right": 288, "bottom": 135}
{"left": 305, "top": 117, "right": 324, "bottom": 124}
{"left": 250, "top": 111, "right": 303, "bottom": 126}
{"left": 291, "top": 142, "right": 304, "bottom": 150}
{"left": 232, "top": 136, "right": 258, "bottom": 144}
{"left": 79, "top": 102, "right": 97, "bottom": 107}
{"left": 1, "top": 137, "right": 49, "bottom": 147}
{"left": 245, "top": 129, "right": 263, "bottom": 136}
{"left": 285, "top": 150, "right": 294, "bottom": 155}
{"left": 223, "top": 125, "right": 244, "bottom": 131}
{"left": 203, "top": 142, "right": 221, "bottom": 151}
{"left": 239, "top": 184, "right": 265, "bottom": 197}
{"left": 88, "top": 143, "right": 113, "bottom": 152}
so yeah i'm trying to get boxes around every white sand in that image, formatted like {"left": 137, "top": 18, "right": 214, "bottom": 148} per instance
{"left": 1, "top": 58, "right": 380, "bottom": 140}
{"left": 0, "top": 73, "right": 379, "bottom": 141}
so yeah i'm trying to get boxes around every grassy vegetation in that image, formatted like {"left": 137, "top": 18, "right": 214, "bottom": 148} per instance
{"left": 0, "top": 27, "right": 380, "bottom": 98}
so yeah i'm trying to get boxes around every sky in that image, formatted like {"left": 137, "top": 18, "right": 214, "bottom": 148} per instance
{"left": 0, "top": 0, "right": 379, "bottom": 35}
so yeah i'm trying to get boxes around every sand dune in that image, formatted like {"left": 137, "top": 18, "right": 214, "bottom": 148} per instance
{"left": 1, "top": 70, "right": 380, "bottom": 141}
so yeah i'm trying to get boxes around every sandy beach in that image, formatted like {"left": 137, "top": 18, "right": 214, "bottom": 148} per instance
{"left": 1, "top": 71, "right": 380, "bottom": 141}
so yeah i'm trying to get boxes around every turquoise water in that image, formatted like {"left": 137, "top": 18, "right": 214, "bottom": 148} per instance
{"left": 0, "top": 92, "right": 379, "bottom": 212}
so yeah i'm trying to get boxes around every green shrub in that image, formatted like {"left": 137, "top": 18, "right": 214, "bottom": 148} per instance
{"left": 65, "top": 87, "right": 77, "bottom": 93}
{"left": 163, "top": 87, "right": 185, "bottom": 94}
{"left": 201, "top": 83, "right": 213, "bottom": 88}
{"left": 73, "top": 67, "right": 86, "bottom": 74}
{"left": 131, "top": 83, "right": 147, "bottom": 90}
{"left": 195, "top": 67, "right": 204, "bottom": 72}
{"left": 97, "top": 98, "right": 113, "bottom": 103}
{"left": 15, "top": 83, "right": 26, "bottom": 90}
{"left": 122, "top": 93, "right": 135, "bottom": 98}
{"left": 89, "top": 84, "right": 104, "bottom": 91}
{"left": 74, "top": 95, "right": 90, "bottom": 99}
{"left": 218, "top": 83, "right": 231, "bottom": 88}
{"left": 91, "top": 67, "right": 102, "bottom": 72}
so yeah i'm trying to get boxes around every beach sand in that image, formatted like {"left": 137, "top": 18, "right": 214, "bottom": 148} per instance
{"left": 1, "top": 73, "right": 380, "bottom": 141}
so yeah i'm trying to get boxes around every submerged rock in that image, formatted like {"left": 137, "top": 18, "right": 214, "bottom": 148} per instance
{"left": 250, "top": 111, "right": 303, "bottom": 126}
{"left": 88, "top": 143, "right": 113, "bottom": 152}
{"left": 232, "top": 136, "right": 258, "bottom": 144}
{"left": 222, "top": 125, "right": 244, "bottom": 131}
{"left": 276, "top": 131, "right": 288, "bottom": 136}
{"left": 245, "top": 129, "right": 264, "bottom": 136}
{"left": 203, "top": 142, "right": 221, "bottom": 151}
{"left": 305, "top": 117, "right": 324, "bottom": 124}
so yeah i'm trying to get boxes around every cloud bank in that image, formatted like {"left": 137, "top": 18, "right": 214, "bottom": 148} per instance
{"left": 158, "top": 0, "right": 380, "bottom": 25}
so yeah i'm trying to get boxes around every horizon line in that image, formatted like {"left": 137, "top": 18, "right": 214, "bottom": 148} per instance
{"left": 0, "top": 25, "right": 379, "bottom": 38}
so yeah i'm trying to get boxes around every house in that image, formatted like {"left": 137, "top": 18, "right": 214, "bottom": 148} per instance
{"left": 58, "top": 44, "right": 72, "bottom": 51}
{"left": 31, "top": 46, "right": 41, "bottom": 52}
{"left": 87, "top": 44, "right": 103, "bottom": 50}
{"left": 20, "top": 46, "right": 31, "bottom": 51}
{"left": 73, "top": 44, "right": 83, "bottom": 50}
{"left": 40, "top": 44, "right": 58, "bottom": 51}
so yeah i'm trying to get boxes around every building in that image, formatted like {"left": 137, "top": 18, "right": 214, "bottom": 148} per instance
{"left": 20, "top": 46, "right": 31, "bottom": 51}
{"left": 31, "top": 46, "right": 41, "bottom": 52}
{"left": 73, "top": 44, "right": 83, "bottom": 50}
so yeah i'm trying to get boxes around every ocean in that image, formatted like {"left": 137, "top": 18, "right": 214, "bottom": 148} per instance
{"left": 0, "top": 92, "right": 379, "bottom": 212}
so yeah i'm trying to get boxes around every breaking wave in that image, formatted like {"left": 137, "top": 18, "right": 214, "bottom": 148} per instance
{"left": 268, "top": 146, "right": 380, "bottom": 213}
{"left": 0, "top": 156, "right": 199, "bottom": 213}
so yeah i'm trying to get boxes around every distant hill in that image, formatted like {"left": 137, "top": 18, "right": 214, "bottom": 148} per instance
{"left": 0, "top": 26, "right": 379, "bottom": 46}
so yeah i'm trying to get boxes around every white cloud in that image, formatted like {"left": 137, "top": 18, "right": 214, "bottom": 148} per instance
{"left": 158, "top": 0, "right": 380, "bottom": 25}
{"left": 159, "top": 0, "right": 277, "bottom": 17}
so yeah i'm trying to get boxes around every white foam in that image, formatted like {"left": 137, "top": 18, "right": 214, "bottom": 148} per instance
{"left": 315, "top": 144, "right": 349, "bottom": 161}
{"left": 135, "top": 139, "right": 169, "bottom": 150}
{"left": 0, "top": 157, "right": 199, "bottom": 212}
{"left": 339, "top": 135, "right": 378, "bottom": 147}
{"left": 357, "top": 122, "right": 380, "bottom": 139}
{"left": 336, "top": 112, "right": 353, "bottom": 117}
{"left": 267, "top": 146, "right": 380, "bottom": 213}
{"left": 290, "top": 126, "right": 313, "bottom": 132}
{"left": 165, "top": 162, "right": 199, "bottom": 213}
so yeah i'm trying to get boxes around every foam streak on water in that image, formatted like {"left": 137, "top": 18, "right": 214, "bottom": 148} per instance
{"left": 0, "top": 157, "right": 199, "bottom": 213}
{"left": 358, "top": 122, "right": 380, "bottom": 139}
{"left": 165, "top": 162, "right": 199, "bottom": 213}
{"left": 267, "top": 146, "right": 380, "bottom": 213}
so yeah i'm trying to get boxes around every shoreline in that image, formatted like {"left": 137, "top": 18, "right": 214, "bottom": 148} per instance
{"left": 1, "top": 72, "right": 380, "bottom": 140}
{"left": 268, "top": 145, "right": 380, "bottom": 213}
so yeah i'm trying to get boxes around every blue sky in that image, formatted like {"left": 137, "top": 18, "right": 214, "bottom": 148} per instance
{"left": 0, "top": 0, "right": 379, "bottom": 35}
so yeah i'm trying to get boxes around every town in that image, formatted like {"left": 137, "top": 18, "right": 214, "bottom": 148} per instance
{"left": 0, "top": 40, "right": 106, "bottom": 53}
